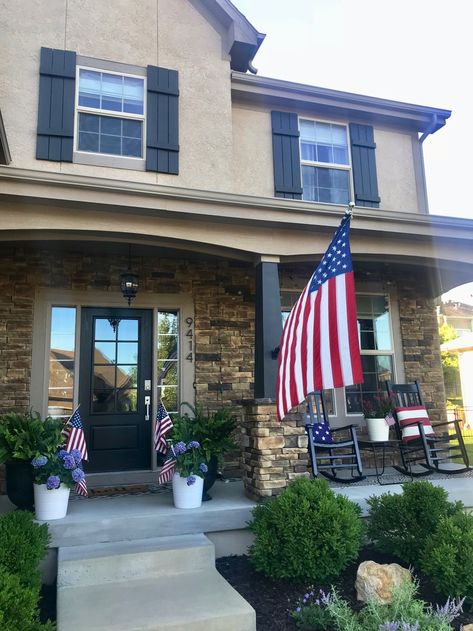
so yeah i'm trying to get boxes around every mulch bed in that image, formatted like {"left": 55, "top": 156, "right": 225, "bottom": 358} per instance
{"left": 216, "top": 547, "right": 473, "bottom": 630}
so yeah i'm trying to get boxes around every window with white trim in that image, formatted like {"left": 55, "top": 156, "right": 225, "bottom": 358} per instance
{"left": 75, "top": 68, "right": 145, "bottom": 159}
{"left": 345, "top": 294, "right": 394, "bottom": 413}
{"left": 300, "top": 119, "right": 351, "bottom": 205}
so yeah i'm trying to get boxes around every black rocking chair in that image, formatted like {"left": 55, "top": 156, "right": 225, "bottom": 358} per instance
{"left": 386, "top": 380, "right": 471, "bottom": 476}
{"left": 304, "top": 391, "right": 364, "bottom": 483}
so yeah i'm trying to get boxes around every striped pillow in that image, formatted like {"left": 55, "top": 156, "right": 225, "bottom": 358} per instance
{"left": 395, "top": 406, "right": 435, "bottom": 443}
{"left": 312, "top": 422, "right": 333, "bottom": 444}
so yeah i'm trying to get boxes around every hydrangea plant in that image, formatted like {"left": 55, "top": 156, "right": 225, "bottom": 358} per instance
{"left": 31, "top": 449, "right": 86, "bottom": 491}
{"left": 169, "top": 440, "right": 208, "bottom": 486}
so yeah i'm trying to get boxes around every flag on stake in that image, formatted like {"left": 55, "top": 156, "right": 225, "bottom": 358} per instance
{"left": 62, "top": 407, "right": 88, "bottom": 461}
{"left": 154, "top": 402, "right": 173, "bottom": 454}
{"left": 276, "top": 211, "right": 363, "bottom": 421}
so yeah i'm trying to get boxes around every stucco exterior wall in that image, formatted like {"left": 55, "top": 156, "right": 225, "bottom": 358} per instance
{"left": 230, "top": 101, "right": 422, "bottom": 211}
{"left": 0, "top": 0, "right": 233, "bottom": 190}
{"left": 375, "top": 128, "right": 420, "bottom": 213}
{"left": 2, "top": 0, "right": 425, "bottom": 210}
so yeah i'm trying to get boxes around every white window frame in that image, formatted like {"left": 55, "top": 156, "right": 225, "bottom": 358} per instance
{"left": 299, "top": 117, "right": 353, "bottom": 205}
{"left": 344, "top": 291, "right": 397, "bottom": 417}
{"left": 73, "top": 63, "right": 147, "bottom": 170}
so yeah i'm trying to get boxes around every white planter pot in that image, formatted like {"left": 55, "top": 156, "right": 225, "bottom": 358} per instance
{"left": 172, "top": 473, "right": 204, "bottom": 509}
{"left": 34, "top": 483, "right": 70, "bottom": 521}
{"left": 366, "top": 417, "right": 390, "bottom": 442}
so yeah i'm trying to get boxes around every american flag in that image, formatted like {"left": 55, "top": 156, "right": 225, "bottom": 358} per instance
{"left": 158, "top": 449, "right": 176, "bottom": 484}
{"left": 62, "top": 407, "right": 88, "bottom": 461}
{"left": 75, "top": 471, "right": 88, "bottom": 497}
{"left": 277, "top": 212, "right": 363, "bottom": 420}
{"left": 154, "top": 402, "right": 173, "bottom": 454}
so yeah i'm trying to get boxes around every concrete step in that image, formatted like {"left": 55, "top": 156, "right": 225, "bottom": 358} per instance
{"left": 58, "top": 534, "right": 215, "bottom": 587}
{"left": 57, "top": 534, "right": 256, "bottom": 631}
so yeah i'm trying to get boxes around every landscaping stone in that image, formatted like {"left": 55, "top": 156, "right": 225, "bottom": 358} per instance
{"left": 355, "top": 560, "right": 412, "bottom": 604}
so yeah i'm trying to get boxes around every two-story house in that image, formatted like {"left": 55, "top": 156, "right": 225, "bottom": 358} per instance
{"left": 1, "top": 0, "right": 473, "bottom": 499}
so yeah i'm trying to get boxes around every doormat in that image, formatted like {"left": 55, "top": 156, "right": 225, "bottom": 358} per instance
{"left": 70, "top": 483, "right": 171, "bottom": 500}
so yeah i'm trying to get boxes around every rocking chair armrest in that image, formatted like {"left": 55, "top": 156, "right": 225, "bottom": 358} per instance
{"left": 331, "top": 424, "right": 359, "bottom": 433}
{"left": 431, "top": 419, "right": 458, "bottom": 429}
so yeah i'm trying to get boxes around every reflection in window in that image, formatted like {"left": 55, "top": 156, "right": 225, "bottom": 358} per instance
{"left": 48, "top": 307, "right": 76, "bottom": 419}
{"left": 92, "top": 318, "right": 138, "bottom": 413}
{"left": 157, "top": 311, "right": 179, "bottom": 414}
{"left": 346, "top": 294, "right": 394, "bottom": 413}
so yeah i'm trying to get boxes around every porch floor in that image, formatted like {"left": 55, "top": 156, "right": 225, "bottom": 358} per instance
{"left": 1, "top": 470, "right": 472, "bottom": 550}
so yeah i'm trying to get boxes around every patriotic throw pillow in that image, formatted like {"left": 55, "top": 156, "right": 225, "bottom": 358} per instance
{"left": 395, "top": 406, "right": 435, "bottom": 443}
{"left": 312, "top": 422, "right": 333, "bottom": 444}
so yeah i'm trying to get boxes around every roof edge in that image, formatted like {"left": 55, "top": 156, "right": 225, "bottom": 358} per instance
{"left": 231, "top": 72, "right": 451, "bottom": 133}
{"left": 198, "top": 0, "right": 265, "bottom": 72}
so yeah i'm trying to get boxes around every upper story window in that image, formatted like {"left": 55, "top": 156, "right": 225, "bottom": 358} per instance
{"left": 76, "top": 68, "right": 145, "bottom": 159}
{"left": 299, "top": 120, "right": 351, "bottom": 205}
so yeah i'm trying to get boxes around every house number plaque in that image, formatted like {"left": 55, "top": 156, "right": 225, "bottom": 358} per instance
{"left": 185, "top": 316, "right": 194, "bottom": 362}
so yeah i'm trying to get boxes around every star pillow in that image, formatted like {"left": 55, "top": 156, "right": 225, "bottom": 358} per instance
{"left": 395, "top": 406, "right": 435, "bottom": 443}
{"left": 312, "top": 422, "right": 333, "bottom": 444}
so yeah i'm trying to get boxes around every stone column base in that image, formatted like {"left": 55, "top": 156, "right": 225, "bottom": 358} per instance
{"left": 241, "top": 398, "right": 309, "bottom": 501}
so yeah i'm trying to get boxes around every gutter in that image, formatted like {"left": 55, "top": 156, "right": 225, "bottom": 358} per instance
{"left": 419, "top": 113, "right": 444, "bottom": 143}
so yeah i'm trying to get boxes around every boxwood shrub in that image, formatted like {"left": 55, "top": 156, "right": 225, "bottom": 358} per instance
{"left": 0, "top": 510, "right": 50, "bottom": 589}
{"left": 421, "top": 511, "right": 473, "bottom": 604}
{"left": 366, "top": 480, "right": 463, "bottom": 566}
{"left": 248, "top": 477, "right": 363, "bottom": 583}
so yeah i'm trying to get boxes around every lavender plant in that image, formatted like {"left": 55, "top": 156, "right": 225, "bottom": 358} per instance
{"left": 291, "top": 579, "right": 463, "bottom": 631}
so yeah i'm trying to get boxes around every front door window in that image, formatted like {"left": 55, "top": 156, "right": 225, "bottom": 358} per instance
{"left": 79, "top": 307, "right": 152, "bottom": 472}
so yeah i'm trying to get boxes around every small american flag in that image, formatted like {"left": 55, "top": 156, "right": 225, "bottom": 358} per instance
{"left": 154, "top": 402, "right": 173, "bottom": 454}
{"left": 75, "top": 473, "right": 88, "bottom": 498}
{"left": 277, "top": 212, "right": 363, "bottom": 420}
{"left": 158, "top": 449, "right": 176, "bottom": 484}
{"left": 63, "top": 407, "right": 88, "bottom": 461}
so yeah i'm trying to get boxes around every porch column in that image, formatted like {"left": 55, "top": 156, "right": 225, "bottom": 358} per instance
{"left": 254, "top": 256, "right": 283, "bottom": 399}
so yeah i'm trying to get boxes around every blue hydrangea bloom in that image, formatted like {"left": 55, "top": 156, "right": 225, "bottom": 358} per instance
{"left": 62, "top": 454, "right": 76, "bottom": 470}
{"left": 31, "top": 455, "right": 48, "bottom": 468}
{"left": 46, "top": 475, "right": 61, "bottom": 490}
{"left": 70, "top": 449, "right": 82, "bottom": 465}
{"left": 58, "top": 449, "right": 68, "bottom": 459}
{"left": 174, "top": 441, "right": 187, "bottom": 455}
{"left": 187, "top": 440, "right": 200, "bottom": 449}
{"left": 186, "top": 475, "right": 196, "bottom": 486}
{"left": 199, "top": 463, "right": 208, "bottom": 473}
{"left": 72, "top": 468, "right": 85, "bottom": 482}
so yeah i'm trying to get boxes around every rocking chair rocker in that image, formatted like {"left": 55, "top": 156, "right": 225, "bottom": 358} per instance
{"left": 386, "top": 380, "right": 471, "bottom": 476}
{"left": 304, "top": 391, "right": 365, "bottom": 483}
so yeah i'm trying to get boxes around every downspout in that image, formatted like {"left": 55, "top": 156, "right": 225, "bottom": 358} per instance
{"left": 419, "top": 113, "right": 440, "bottom": 144}
{"left": 417, "top": 113, "right": 443, "bottom": 213}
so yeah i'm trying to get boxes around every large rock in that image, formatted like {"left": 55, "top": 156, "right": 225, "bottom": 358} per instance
{"left": 462, "top": 625, "right": 473, "bottom": 631}
{"left": 355, "top": 560, "right": 411, "bottom": 604}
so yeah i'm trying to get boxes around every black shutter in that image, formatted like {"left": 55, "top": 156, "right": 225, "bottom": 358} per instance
{"left": 36, "top": 47, "right": 76, "bottom": 162}
{"left": 146, "top": 66, "right": 179, "bottom": 174}
{"left": 271, "top": 111, "right": 303, "bottom": 199}
{"left": 349, "top": 123, "right": 380, "bottom": 208}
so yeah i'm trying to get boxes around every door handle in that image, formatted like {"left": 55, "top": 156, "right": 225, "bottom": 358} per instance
{"left": 144, "top": 396, "right": 151, "bottom": 421}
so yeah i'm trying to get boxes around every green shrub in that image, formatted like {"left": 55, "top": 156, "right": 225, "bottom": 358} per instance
{"left": 292, "top": 580, "right": 463, "bottom": 630}
{"left": 366, "top": 481, "right": 463, "bottom": 566}
{"left": 0, "top": 511, "right": 50, "bottom": 589}
{"left": 421, "top": 511, "right": 473, "bottom": 604}
{"left": 0, "top": 567, "right": 54, "bottom": 631}
{"left": 248, "top": 477, "right": 363, "bottom": 583}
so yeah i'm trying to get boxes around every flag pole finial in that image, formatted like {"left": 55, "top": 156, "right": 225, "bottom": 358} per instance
{"left": 345, "top": 201, "right": 355, "bottom": 217}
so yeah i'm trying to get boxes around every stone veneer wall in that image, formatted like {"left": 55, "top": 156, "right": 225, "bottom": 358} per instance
{"left": 0, "top": 245, "right": 256, "bottom": 491}
{"left": 242, "top": 268, "right": 448, "bottom": 500}
{"left": 0, "top": 248, "right": 448, "bottom": 498}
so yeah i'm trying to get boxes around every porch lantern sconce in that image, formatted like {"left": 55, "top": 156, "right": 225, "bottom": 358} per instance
{"left": 120, "top": 246, "right": 139, "bottom": 306}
